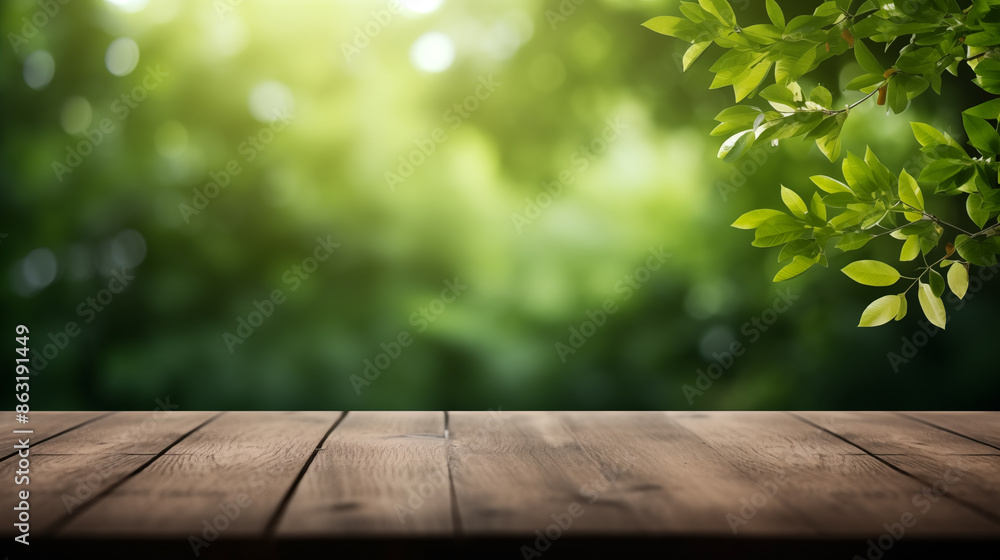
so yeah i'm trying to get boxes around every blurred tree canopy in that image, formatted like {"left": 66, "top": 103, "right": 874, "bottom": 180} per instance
{"left": 2, "top": 0, "right": 997, "bottom": 412}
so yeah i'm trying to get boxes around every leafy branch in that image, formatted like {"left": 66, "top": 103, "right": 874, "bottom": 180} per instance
{"left": 645, "top": 0, "right": 1000, "bottom": 329}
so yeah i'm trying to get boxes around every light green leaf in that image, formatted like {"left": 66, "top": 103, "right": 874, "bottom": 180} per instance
{"left": 683, "top": 41, "right": 712, "bottom": 71}
{"left": 718, "top": 129, "right": 755, "bottom": 162}
{"left": 897, "top": 169, "right": 924, "bottom": 221}
{"left": 836, "top": 232, "right": 872, "bottom": 251}
{"left": 810, "top": 85, "right": 833, "bottom": 108}
{"left": 699, "top": 0, "right": 735, "bottom": 26}
{"left": 734, "top": 61, "right": 773, "bottom": 102}
{"left": 731, "top": 208, "right": 786, "bottom": 229}
{"left": 841, "top": 260, "right": 901, "bottom": 286}
{"left": 900, "top": 235, "right": 920, "bottom": 262}
{"left": 895, "top": 293, "right": 908, "bottom": 321}
{"left": 948, "top": 262, "right": 969, "bottom": 299}
{"left": 810, "top": 192, "right": 827, "bottom": 221}
{"left": 962, "top": 113, "right": 1000, "bottom": 155}
{"left": 917, "top": 281, "right": 947, "bottom": 329}
{"left": 753, "top": 214, "right": 808, "bottom": 247}
{"left": 910, "top": 122, "right": 949, "bottom": 147}
{"left": 773, "top": 255, "right": 818, "bottom": 282}
{"left": 810, "top": 175, "right": 853, "bottom": 194}
{"left": 963, "top": 98, "right": 1000, "bottom": 120}
{"left": 766, "top": 0, "right": 785, "bottom": 28}
{"left": 781, "top": 185, "right": 808, "bottom": 218}
{"left": 642, "top": 16, "right": 698, "bottom": 40}
{"left": 858, "top": 294, "right": 901, "bottom": 327}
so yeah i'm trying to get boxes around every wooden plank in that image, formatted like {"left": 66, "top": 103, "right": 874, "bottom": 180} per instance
{"left": 798, "top": 411, "right": 1000, "bottom": 522}
{"left": 0, "top": 411, "right": 215, "bottom": 536}
{"left": 59, "top": 411, "right": 340, "bottom": 540}
{"left": 670, "top": 412, "right": 998, "bottom": 537}
{"left": 0, "top": 411, "right": 110, "bottom": 460}
{"left": 449, "top": 411, "right": 812, "bottom": 536}
{"left": 902, "top": 412, "right": 1000, "bottom": 450}
{"left": 277, "top": 411, "right": 452, "bottom": 537}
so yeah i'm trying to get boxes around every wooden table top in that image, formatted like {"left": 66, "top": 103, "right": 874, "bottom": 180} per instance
{"left": 2, "top": 411, "right": 998, "bottom": 558}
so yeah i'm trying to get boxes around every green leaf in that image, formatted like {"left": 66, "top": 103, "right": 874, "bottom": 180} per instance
{"left": 864, "top": 147, "right": 892, "bottom": 193}
{"left": 853, "top": 39, "right": 883, "bottom": 75}
{"left": 841, "top": 260, "right": 901, "bottom": 286}
{"left": 753, "top": 214, "right": 808, "bottom": 247}
{"left": 900, "top": 235, "right": 920, "bottom": 262}
{"left": 843, "top": 152, "right": 878, "bottom": 197}
{"left": 886, "top": 78, "right": 908, "bottom": 114}
{"left": 836, "top": 232, "right": 872, "bottom": 251}
{"left": 917, "top": 281, "right": 947, "bottom": 329}
{"left": 919, "top": 158, "right": 967, "bottom": 184}
{"left": 967, "top": 193, "right": 991, "bottom": 229}
{"left": 766, "top": 0, "right": 785, "bottom": 28}
{"left": 897, "top": 169, "right": 924, "bottom": 221}
{"left": 718, "top": 129, "right": 755, "bottom": 162}
{"left": 948, "top": 262, "right": 969, "bottom": 299}
{"left": 955, "top": 234, "right": 999, "bottom": 266}
{"left": 810, "top": 85, "right": 833, "bottom": 108}
{"left": 928, "top": 269, "right": 946, "bottom": 298}
{"left": 962, "top": 113, "right": 1000, "bottom": 156}
{"left": 858, "top": 294, "right": 901, "bottom": 327}
{"left": 773, "top": 255, "right": 818, "bottom": 282}
{"left": 731, "top": 208, "right": 786, "bottom": 229}
{"left": 642, "top": 16, "right": 699, "bottom": 41}
{"left": 734, "top": 60, "right": 773, "bottom": 102}
{"left": 810, "top": 192, "right": 827, "bottom": 221}
{"left": 963, "top": 98, "right": 1000, "bottom": 120}
{"left": 811, "top": 175, "right": 853, "bottom": 194}
{"left": 778, "top": 238, "right": 818, "bottom": 261}
{"left": 781, "top": 185, "right": 808, "bottom": 218}
{"left": 910, "top": 122, "right": 949, "bottom": 147}
{"left": 895, "top": 293, "right": 908, "bottom": 321}
{"left": 682, "top": 41, "right": 712, "bottom": 71}
{"left": 699, "top": 0, "right": 735, "bottom": 26}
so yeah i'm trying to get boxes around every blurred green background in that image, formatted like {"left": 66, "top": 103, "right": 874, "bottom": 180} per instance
{"left": 2, "top": 0, "right": 997, "bottom": 411}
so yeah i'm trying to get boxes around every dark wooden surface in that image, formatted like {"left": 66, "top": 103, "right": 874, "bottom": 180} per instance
{"left": 2, "top": 411, "right": 998, "bottom": 558}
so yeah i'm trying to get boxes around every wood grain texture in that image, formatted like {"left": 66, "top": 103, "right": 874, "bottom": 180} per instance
{"left": 798, "top": 411, "right": 1000, "bottom": 523}
{"left": 0, "top": 411, "right": 215, "bottom": 536}
{"left": 0, "top": 411, "right": 109, "bottom": 461}
{"left": 277, "top": 411, "right": 452, "bottom": 537}
{"left": 903, "top": 411, "right": 1000, "bottom": 450}
{"left": 59, "top": 411, "right": 340, "bottom": 538}
{"left": 448, "top": 411, "right": 811, "bottom": 536}
{"left": 671, "top": 411, "right": 998, "bottom": 537}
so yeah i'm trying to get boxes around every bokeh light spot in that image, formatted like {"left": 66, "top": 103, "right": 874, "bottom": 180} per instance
{"left": 105, "top": 37, "right": 140, "bottom": 77}
{"left": 248, "top": 81, "right": 295, "bottom": 123}
{"left": 410, "top": 32, "right": 455, "bottom": 73}
{"left": 23, "top": 51, "right": 55, "bottom": 90}
{"left": 60, "top": 96, "right": 93, "bottom": 134}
